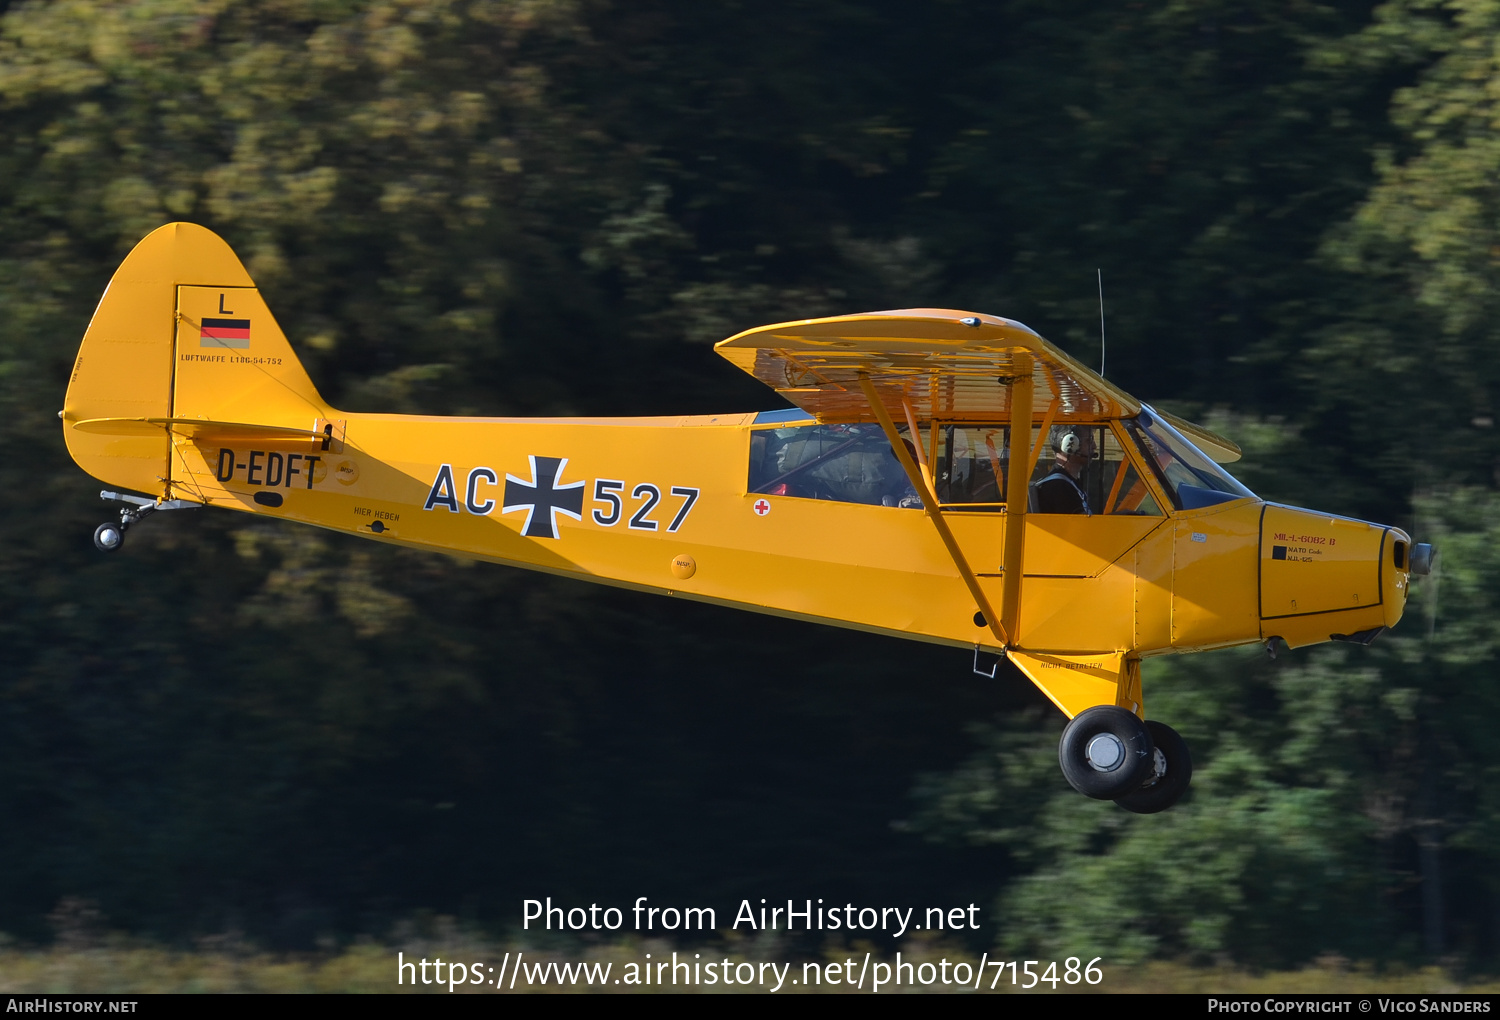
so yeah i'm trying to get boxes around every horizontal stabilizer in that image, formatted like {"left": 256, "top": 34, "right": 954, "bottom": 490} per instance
{"left": 71, "top": 417, "right": 325, "bottom": 442}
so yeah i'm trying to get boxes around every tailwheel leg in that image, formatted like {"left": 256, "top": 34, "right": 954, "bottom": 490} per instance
{"left": 90, "top": 490, "right": 200, "bottom": 552}
{"left": 1058, "top": 706, "right": 1154, "bottom": 799}
{"left": 1114, "top": 720, "right": 1192, "bottom": 814}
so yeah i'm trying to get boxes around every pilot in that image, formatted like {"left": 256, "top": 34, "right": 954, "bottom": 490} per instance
{"left": 1031, "top": 426, "right": 1093, "bottom": 514}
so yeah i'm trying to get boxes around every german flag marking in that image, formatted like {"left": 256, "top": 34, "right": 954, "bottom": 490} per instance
{"left": 200, "top": 317, "right": 251, "bottom": 349}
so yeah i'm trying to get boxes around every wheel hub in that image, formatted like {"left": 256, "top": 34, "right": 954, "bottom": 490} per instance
{"left": 1085, "top": 733, "right": 1125, "bottom": 772}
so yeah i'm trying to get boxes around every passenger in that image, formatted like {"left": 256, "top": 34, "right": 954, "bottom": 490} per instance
{"left": 880, "top": 438, "right": 924, "bottom": 508}
{"left": 1031, "top": 426, "right": 1094, "bottom": 514}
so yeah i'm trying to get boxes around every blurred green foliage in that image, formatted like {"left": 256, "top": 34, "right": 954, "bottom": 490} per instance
{"left": 1, "top": 0, "right": 1498, "bottom": 972}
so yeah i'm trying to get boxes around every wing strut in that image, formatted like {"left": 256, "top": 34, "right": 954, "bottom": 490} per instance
{"left": 1000, "top": 354, "right": 1033, "bottom": 643}
{"left": 857, "top": 374, "right": 1010, "bottom": 649}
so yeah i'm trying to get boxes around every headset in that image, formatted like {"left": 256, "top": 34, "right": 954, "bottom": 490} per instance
{"left": 1053, "top": 426, "right": 1092, "bottom": 457}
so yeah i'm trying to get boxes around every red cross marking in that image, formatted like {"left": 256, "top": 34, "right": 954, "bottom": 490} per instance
{"left": 753, "top": 499, "right": 770, "bottom": 516}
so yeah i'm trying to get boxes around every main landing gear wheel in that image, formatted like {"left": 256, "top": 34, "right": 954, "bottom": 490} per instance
{"left": 93, "top": 522, "right": 124, "bottom": 552}
{"left": 1058, "top": 706, "right": 1154, "bottom": 799}
{"left": 1114, "top": 720, "right": 1192, "bottom": 814}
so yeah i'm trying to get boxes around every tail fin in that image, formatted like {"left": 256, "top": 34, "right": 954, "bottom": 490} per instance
{"left": 62, "top": 223, "right": 331, "bottom": 497}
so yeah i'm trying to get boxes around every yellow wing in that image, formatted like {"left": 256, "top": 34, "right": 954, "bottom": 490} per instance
{"left": 715, "top": 308, "right": 1241, "bottom": 463}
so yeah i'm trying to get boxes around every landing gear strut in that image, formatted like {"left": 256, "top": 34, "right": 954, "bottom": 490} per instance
{"left": 92, "top": 490, "right": 199, "bottom": 552}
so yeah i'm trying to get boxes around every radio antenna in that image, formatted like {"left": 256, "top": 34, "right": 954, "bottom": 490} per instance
{"left": 1097, "top": 268, "right": 1106, "bottom": 378}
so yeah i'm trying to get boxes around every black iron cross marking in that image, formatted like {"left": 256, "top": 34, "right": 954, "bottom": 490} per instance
{"left": 503, "top": 455, "right": 585, "bottom": 539}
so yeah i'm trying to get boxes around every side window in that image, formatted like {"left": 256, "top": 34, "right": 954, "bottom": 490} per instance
{"left": 1028, "top": 425, "right": 1103, "bottom": 514}
{"left": 937, "top": 426, "right": 1008, "bottom": 505}
{"left": 749, "top": 419, "right": 1166, "bottom": 517}
{"left": 748, "top": 423, "right": 922, "bottom": 507}
{"left": 1100, "top": 458, "right": 1164, "bottom": 516}
{"left": 1028, "top": 424, "right": 1163, "bottom": 516}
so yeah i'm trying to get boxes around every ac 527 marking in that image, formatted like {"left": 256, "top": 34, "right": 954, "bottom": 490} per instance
{"left": 423, "top": 459, "right": 700, "bottom": 539}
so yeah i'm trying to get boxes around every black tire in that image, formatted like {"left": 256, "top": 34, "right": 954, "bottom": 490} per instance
{"left": 1114, "top": 720, "right": 1192, "bottom": 814}
{"left": 93, "top": 522, "right": 124, "bottom": 552}
{"left": 1058, "top": 706, "right": 1154, "bottom": 799}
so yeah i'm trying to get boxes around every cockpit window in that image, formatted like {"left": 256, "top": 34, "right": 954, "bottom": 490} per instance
{"left": 940, "top": 426, "right": 1008, "bottom": 504}
{"left": 748, "top": 413, "right": 1237, "bottom": 515}
{"left": 1022, "top": 424, "right": 1164, "bottom": 516}
{"left": 749, "top": 423, "right": 923, "bottom": 507}
{"left": 1126, "top": 407, "right": 1255, "bottom": 510}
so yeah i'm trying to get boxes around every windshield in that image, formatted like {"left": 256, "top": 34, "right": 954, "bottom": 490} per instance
{"left": 1125, "top": 407, "right": 1255, "bottom": 510}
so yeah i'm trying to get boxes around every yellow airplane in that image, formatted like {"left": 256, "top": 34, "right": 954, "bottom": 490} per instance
{"left": 62, "top": 223, "right": 1433, "bottom": 812}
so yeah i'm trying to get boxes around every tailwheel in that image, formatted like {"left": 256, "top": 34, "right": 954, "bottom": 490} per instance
{"left": 1114, "top": 720, "right": 1192, "bottom": 814}
{"left": 1058, "top": 705, "right": 1154, "bottom": 799}
{"left": 93, "top": 522, "right": 125, "bottom": 552}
